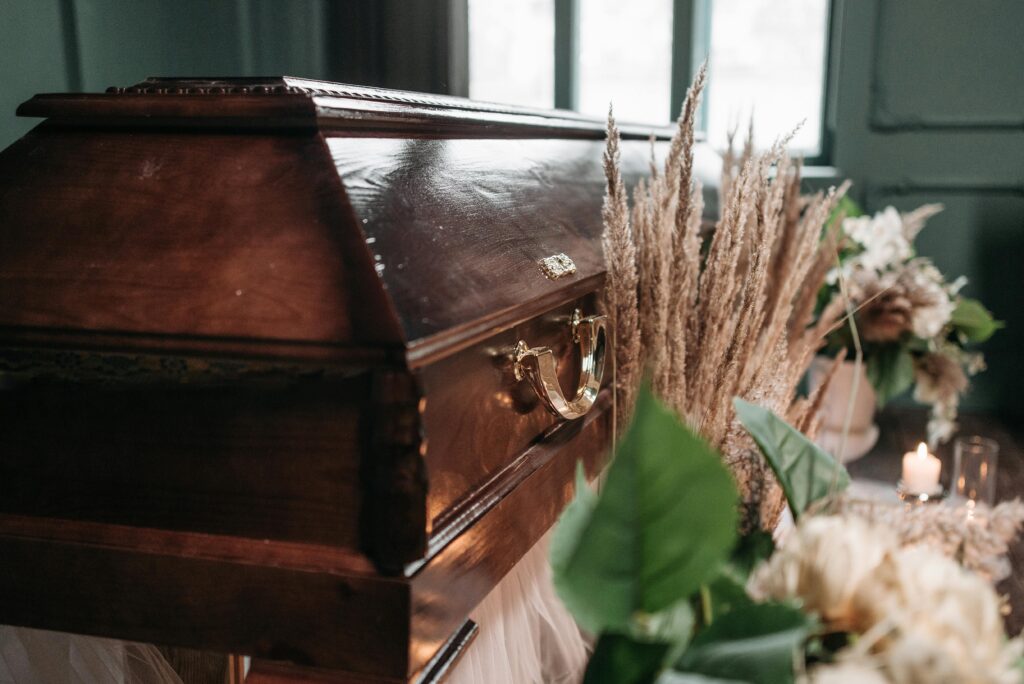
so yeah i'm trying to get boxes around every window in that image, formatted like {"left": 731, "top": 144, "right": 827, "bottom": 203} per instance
{"left": 704, "top": 0, "right": 830, "bottom": 156}
{"left": 468, "top": 0, "right": 555, "bottom": 109}
{"left": 468, "top": 0, "right": 832, "bottom": 158}
{"left": 577, "top": 0, "right": 674, "bottom": 124}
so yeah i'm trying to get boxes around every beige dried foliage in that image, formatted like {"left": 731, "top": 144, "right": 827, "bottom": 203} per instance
{"left": 602, "top": 108, "right": 642, "bottom": 431}
{"left": 600, "top": 66, "right": 847, "bottom": 530}
{"left": 839, "top": 497, "right": 1024, "bottom": 583}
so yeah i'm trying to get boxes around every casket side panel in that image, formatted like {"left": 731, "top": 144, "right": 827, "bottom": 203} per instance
{"left": 0, "top": 125, "right": 402, "bottom": 352}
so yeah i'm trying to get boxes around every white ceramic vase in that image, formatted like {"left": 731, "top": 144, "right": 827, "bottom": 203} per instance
{"left": 807, "top": 356, "right": 879, "bottom": 463}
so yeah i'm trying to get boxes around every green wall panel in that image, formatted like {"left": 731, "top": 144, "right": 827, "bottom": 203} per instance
{"left": 72, "top": 0, "right": 246, "bottom": 90}
{"left": 0, "top": 0, "right": 75, "bottom": 149}
{"left": 0, "top": 0, "right": 332, "bottom": 150}
{"left": 832, "top": 0, "right": 1024, "bottom": 416}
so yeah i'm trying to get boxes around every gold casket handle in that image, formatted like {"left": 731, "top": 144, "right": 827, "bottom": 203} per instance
{"left": 513, "top": 309, "right": 607, "bottom": 421}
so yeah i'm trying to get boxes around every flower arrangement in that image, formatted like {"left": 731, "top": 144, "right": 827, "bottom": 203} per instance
{"left": 603, "top": 65, "right": 849, "bottom": 530}
{"left": 579, "top": 65, "right": 1017, "bottom": 684}
{"left": 550, "top": 387, "right": 1024, "bottom": 683}
{"left": 821, "top": 202, "right": 1002, "bottom": 445}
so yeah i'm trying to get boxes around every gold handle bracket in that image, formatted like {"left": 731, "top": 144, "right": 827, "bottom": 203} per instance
{"left": 513, "top": 309, "right": 607, "bottom": 421}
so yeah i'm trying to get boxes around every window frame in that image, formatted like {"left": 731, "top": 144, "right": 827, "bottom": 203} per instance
{"left": 543, "top": 0, "right": 838, "bottom": 165}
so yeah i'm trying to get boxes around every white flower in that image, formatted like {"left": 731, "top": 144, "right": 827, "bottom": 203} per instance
{"left": 843, "top": 207, "right": 913, "bottom": 273}
{"left": 748, "top": 515, "right": 896, "bottom": 631}
{"left": 901, "top": 259, "right": 955, "bottom": 338}
{"left": 754, "top": 515, "right": 1024, "bottom": 683}
{"left": 848, "top": 546, "right": 1023, "bottom": 683}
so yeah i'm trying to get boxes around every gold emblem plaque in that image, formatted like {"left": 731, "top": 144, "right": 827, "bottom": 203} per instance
{"left": 538, "top": 253, "right": 576, "bottom": 279}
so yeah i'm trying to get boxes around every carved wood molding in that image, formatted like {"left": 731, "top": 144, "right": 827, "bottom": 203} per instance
{"left": 20, "top": 76, "right": 677, "bottom": 140}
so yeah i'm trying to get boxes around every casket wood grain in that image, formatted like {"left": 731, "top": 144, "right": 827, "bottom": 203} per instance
{"left": 0, "top": 77, "right": 679, "bottom": 682}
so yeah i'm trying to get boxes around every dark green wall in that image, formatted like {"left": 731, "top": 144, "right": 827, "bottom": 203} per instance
{"left": 829, "top": 0, "right": 1024, "bottom": 416}
{"left": 0, "top": 0, "right": 467, "bottom": 150}
{"left": 0, "top": 0, "right": 332, "bottom": 148}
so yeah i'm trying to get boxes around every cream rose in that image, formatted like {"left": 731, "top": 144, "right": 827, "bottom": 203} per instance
{"left": 748, "top": 515, "right": 896, "bottom": 631}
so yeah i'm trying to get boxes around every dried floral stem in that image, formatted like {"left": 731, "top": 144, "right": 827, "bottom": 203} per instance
{"left": 600, "top": 66, "right": 849, "bottom": 529}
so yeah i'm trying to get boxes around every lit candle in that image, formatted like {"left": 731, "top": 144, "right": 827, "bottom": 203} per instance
{"left": 902, "top": 442, "right": 942, "bottom": 494}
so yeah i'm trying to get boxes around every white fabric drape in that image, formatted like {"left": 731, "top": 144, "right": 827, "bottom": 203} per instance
{"left": 0, "top": 626, "right": 182, "bottom": 684}
{"left": 449, "top": 530, "right": 590, "bottom": 684}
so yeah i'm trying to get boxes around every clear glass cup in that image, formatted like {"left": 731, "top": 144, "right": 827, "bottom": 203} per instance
{"left": 952, "top": 436, "right": 999, "bottom": 508}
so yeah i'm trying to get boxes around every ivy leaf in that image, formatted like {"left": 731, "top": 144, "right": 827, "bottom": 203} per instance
{"left": 865, "top": 345, "right": 915, "bottom": 407}
{"left": 551, "top": 387, "right": 739, "bottom": 633}
{"left": 952, "top": 298, "right": 1003, "bottom": 343}
{"left": 674, "top": 603, "right": 812, "bottom": 684}
{"left": 584, "top": 633, "right": 670, "bottom": 684}
{"left": 733, "top": 398, "right": 849, "bottom": 519}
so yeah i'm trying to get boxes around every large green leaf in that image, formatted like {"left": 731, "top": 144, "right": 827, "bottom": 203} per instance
{"left": 865, "top": 345, "right": 914, "bottom": 406}
{"left": 551, "top": 387, "right": 739, "bottom": 633}
{"left": 674, "top": 603, "right": 812, "bottom": 684}
{"left": 703, "top": 572, "right": 754, "bottom": 625}
{"left": 584, "top": 633, "right": 670, "bottom": 684}
{"left": 952, "top": 298, "right": 1003, "bottom": 343}
{"left": 733, "top": 399, "right": 849, "bottom": 519}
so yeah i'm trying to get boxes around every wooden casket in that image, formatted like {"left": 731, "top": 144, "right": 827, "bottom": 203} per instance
{"left": 0, "top": 77, "right": 708, "bottom": 682}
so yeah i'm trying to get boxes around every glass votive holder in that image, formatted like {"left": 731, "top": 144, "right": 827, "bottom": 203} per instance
{"left": 952, "top": 435, "right": 999, "bottom": 509}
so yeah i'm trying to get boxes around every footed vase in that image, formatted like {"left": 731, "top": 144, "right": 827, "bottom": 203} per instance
{"left": 808, "top": 356, "right": 880, "bottom": 463}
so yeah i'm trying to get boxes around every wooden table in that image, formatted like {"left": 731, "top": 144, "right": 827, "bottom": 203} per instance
{"left": 848, "top": 407, "right": 1024, "bottom": 634}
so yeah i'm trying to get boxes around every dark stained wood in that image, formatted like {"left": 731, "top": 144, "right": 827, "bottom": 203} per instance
{"left": 0, "top": 373, "right": 369, "bottom": 549}
{"left": 19, "top": 77, "right": 677, "bottom": 141}
{"left": 0, "top": 399, "right": 610, "bottom": 679}
{"left": 0, "top": 76, "right": 640, "bottom": 682}
{"left": 329, "top": 134, "right": 658, "bottom": 352}
{"left": 363, "top": 368, "right": 429, "bottom": 570}
{"left": 848, "top": 407, "right": 1024, "bottom": 634}
{"left": 419, "top": 293, "right": 609, "bottom": 531}
{"left": 247, "top": 621, "right": 478, "bottom": 684}
{"left": 0, "top": 126, "right": 403, "bottom": 349}
{"left": 409, "top": 393, "right": 610, "bottom": 664}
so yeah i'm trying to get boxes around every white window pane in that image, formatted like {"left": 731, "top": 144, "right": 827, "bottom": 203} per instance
{"left": 578, "top": 0, "right": 673, "bottom": 124}
{"left": 469, "top": 0, "right": 555, "bottom": 109}
{"left": 706, "top": 0, "right": 829, "bottom": 155}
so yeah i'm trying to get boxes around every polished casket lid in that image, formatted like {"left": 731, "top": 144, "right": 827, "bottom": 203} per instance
{"left": 2, "top": 77, "right": 718, "bottom": 368}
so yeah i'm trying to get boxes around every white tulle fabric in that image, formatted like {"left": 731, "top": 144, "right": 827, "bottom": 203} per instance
{"left": 448, "top": 530, "right": 590, "bottom": 684}
{"left": 0, "top": 626, "right": 182, "bottom": 684}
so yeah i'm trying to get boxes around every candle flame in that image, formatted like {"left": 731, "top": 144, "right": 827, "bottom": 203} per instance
{"left": 916, "top": 442, "right": 929, "bottom": 459}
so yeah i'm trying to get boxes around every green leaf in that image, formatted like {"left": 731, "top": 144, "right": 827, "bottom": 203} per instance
{"left": 550, "top": 460, "right": 599, "bottom": 581}
{"left": 674, "top": 603, "right": 812, "bottom": 684}
{"left": 703, "top": 572, "right": 755, "bottom": 624}
{"left": 952, "top": 298, "right": 1003, "bottom": 343}
{"left": 729, "top": 529, "right": 775, "bottom": 580}
{"left": 865, "top": 345, "right": 915, "bottom": 406}
{"left": 584, "top": 633, "right": 669, "bottom": 684}
{"left": 733, "top": 399, "right": 849, "bottom": 519}
{"left": 631, "top": 599, "right": 696, "bottom": 643}
{"left": 551, "top": 387, "right": 739, "bottom": 633}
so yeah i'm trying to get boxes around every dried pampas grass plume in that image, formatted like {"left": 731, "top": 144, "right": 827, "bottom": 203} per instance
{"left": 602, "top": 107, "right": 642, "bottom": 431}
{"left": 600, "top": 64, "right": 848, "bottom": 530}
